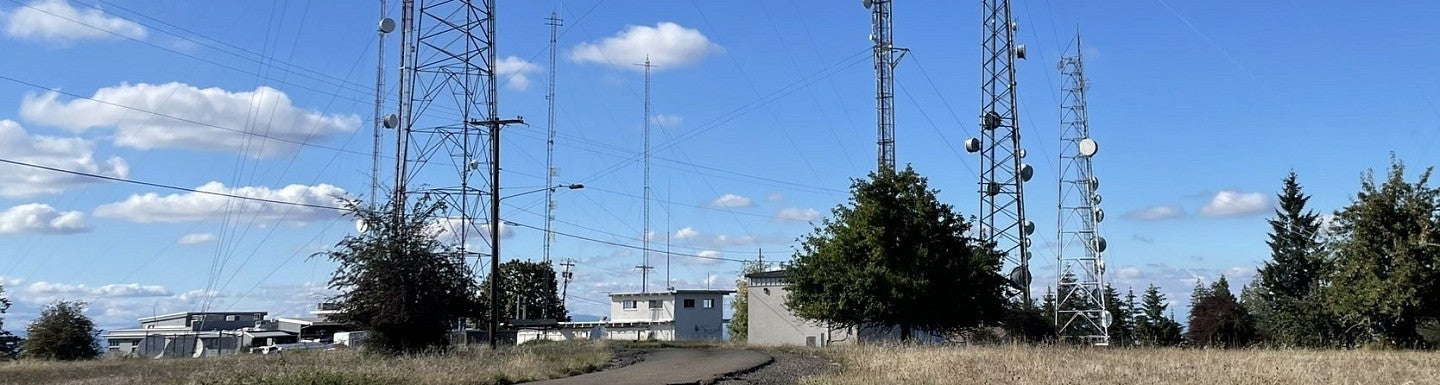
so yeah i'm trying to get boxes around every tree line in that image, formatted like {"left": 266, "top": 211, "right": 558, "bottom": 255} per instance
{"left": 765, "top": 159, "right": 1440, "bottom": 349}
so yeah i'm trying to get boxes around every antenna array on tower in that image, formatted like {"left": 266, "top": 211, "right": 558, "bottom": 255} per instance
{"left": 1056, "top": 34, "right": 1110, "bottom": 345}
{"left": 865, "top": 0, "right": 907, "bottom": 170}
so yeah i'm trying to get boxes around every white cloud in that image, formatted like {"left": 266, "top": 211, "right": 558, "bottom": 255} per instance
{"left": 495, "top": 56, "right": 540, "bottom": 91}
{"left": 1199, "top": 190, "right": 1271, "bottom": 218}
{"left": 3, "top": 0, "right": 146, "bottom": 43}
{"left": 711, "top": 234, "right": 757, "bottom": 247}
{"left": 177, "top": 232, "right": 217, "bottom": 245}
{"left": 711, "top": 193, "right": 753, "bottom": 208}
{"left": 0, "top": 119, "right": 129, "bottom": 197}
{"left": 20, "top": 82, "right": 360, "bottom": 158}
{"left": 650, "top": 114, "right": 682, "bottom": 127}
{"left": 25, "top": 281, "right": 170, "bottom": 298}
{"left": 1116, "top": 266, "right": 1144, "bottom": 279}
{"left": 93, "top": 181, "right": 348, "bottom": 223}
{"left": 690, "top": 250, "right": 724, "bottom": 265}
{"left": 1123, "top": 205, "right": 1185, "bottom": 221}
{"left": 774, "top": 207, "right": 820, "bottom": 223}
{"left": 570, "top": 22, "right": 723, "bottom": 70}
{"left": 674, "top": 226, "right": 699, "bottom": 240}
{"left": 428, "top": 217, "right": 514, "bottom": 245}
{"left": 0, "top": 203, "right": 89, "bottom": 234}
{"left": 766, "top": 193, "right": 785, "bottom": 202}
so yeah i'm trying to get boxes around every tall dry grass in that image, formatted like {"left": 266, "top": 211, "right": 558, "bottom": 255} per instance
{"left": 0, "top": 341, "right": 611, "bottom": 385}
{"left": 803, "top": 344, "right": 1440, "bottom": 385}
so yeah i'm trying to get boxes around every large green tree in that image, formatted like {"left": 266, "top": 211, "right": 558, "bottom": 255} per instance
{"left": 317, "top": 198, "right": 481, "bottom": 354}
{"left": 728, "top": 259, "right": 769, "bottom": 343}
{"left": 477, "top": 260, "right": 570, "bottom": 324}
{"left": 1103, "top": 285, "right": 1136, "bottom": 347}
{"left": 785, "top": 166, "right": 1007, "bottom": 340}
{"left": 1253, "top": 171, "right": 1335, "bottom": 347}
{"left": 1186, "top": 276, "right": 1255, "bottom": 348}
{"left": 1134, "top": 284, "right": 1183, "bottom": 347}
{"left": 22, "top": 301, "right": 99, "bottom": 361}
{"left": 1324, "top": 158, "right": 1440, "bottom": 348}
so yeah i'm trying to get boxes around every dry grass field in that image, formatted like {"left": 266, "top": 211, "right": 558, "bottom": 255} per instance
{"left": 802, "top": 344, "right": 1440, "bottom": 385}
{"left": 0, "top": 342, "right": 611, "bottom": 385}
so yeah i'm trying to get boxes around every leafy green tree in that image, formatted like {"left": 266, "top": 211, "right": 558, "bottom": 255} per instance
{"left": 1324, "top": 158, "right": 1440, "bottom": 348}
{"left": 785, "top": 166, "right": 1007, "bottom": 340}
{"left": 1134, "top": 284, "right": 1183, "bottom": 347}
{"left": 0, "top": 283, "right": 19, "bottom": 360}
{"left": 728, "top": 259, "right": 769, "bottom": 342}
{"left": 1253, "top": 171, "right": 1335, "bottom": 347}
{"left": 317, "top": 198, "right": 481, "bottom": 354}
{"left": 22, "top": 301, "right": 99, "bottom": 361}
{"left": 477, "top": 260, "right": 570, "bottom": 324}
{"left": 1186, "top": 276, "right": 1255, "bottom": 348}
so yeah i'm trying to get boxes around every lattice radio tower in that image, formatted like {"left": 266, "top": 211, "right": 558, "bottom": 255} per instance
{"left": 965, "top": 0, "right": 1035, "bottom": 304}
{"left": 543, "top": 12, "right": 563, "bottom": 263}
{"left": 1056, "top": 33, "right": 1110, "bottom": 345}
{"left": 864, "top": 0, "right": 906, "bottom": 170}
{"left": 636, "top": 58, "right": 656, "bottom": 293}
{"left": 390, "top": 0, "right": 519, "bottom": 347}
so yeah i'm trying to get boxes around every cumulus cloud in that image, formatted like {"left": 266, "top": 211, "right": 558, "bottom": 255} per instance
{"left": 1200, "top": 190, "right": 1271, "bottom": 218}
{"left": 177, "top": 232, "right": 217, "bottom": 245}
{"left": 570, "top": 22, "right": 723, "bottom": 70}
{"left": 20, "top": 82, "right": 360, "bottom": 158}
{"left": 674, "top": 226, "right": 699, "bottom": 240}
{"left": 1124, "top": 205, "right": 1185, "bottom": 221}
{"left": 711, "top": 193, "right": 753, "bottom": 208}
{"left": 774, "top": 207, "right": 820, "bottom": 223}
{"left": 1116, "top": 266, "right": 1144, "bottom": 279}
{"left": 428, "top": 217, "right": 514, "bottom": 245}
{"left": 0, "top": 120, "right": 128, "bottom": 197}
{"left": 690, "top": 250, "right": 724, "bottom": 265}
{"left": 25, "top": 281, "right": 170, "bottom": 298}
{"left": 0, "top": 203, "right": 89, "bottom": 234}
{"left": 2, "top": 0, "right": 146, "bottom": 43}
{"left": 495, "top": 56, "right": 539, "bottom": 91}
{"left": 93, "top": 181, "right": 348, "bottom": 223}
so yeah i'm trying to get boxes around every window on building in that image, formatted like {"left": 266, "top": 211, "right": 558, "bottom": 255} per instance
{"left": 648, "top": 300, "right": 663, "bottom": 309}
{"left": 622, "top": 300, "right": 637, "bottom": 309}
{"left": 683, "top": 299, "right": 695, "bottom": 308}
{"left": 225, "top": 315, "right": 238, "bottom": 322}
{"left": 703, "top": 299, "right": 715, "bottom": 308}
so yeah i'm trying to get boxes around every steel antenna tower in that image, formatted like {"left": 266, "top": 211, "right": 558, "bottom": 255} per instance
{"left": 1056, "top": 33, "right": 1109, "bottom": 345}
{"left": 965, "top": 0, "right": 1034, "bottom": 304}
{"left": 864, "top": 0, "right": 907, "bottom": 170}
{"left": 371, "top": 0, "right": 392, "bottom": 210}
{"left": 543, "top": 12, "right": 563, "bottom": 263}
{"left": 636, "top": 58, "right": 656, "bottom": 293}
{"left": 392, "top": 0, "right": 520, "bottom": 348}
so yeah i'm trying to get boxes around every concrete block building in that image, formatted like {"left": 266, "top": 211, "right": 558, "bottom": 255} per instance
{"left": 516, "top": 289, "right": 732, "bottom": 344}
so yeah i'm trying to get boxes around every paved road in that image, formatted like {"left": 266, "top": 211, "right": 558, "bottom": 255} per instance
{"left": 527, "top": 349, "right": 773, "bottom": 385}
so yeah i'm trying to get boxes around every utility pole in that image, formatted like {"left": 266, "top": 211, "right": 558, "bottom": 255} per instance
{"left": 543, "top": 12, "right": 563, "bottom": 264}
{"left": 864, "top": 0, "right": 906, "bottom": 170}
{"left": 1057, "top": 33, "right": 1109, "bottom": 345}
{"left": 636, "top": 58, "right": 656, "bottom": 293}
{"left": 966, "top": 0, "right": 1034, "bottom": 304}
{"left": 559, "top": 258, "right": 576, "bottom": 303}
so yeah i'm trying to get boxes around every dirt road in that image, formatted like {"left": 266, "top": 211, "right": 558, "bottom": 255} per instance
{"left": 525, "top": 348, "right": 772, "bottom": 385}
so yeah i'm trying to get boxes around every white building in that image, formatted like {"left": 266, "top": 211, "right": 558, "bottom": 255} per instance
{"left": 744, "top": 270, "right": 941, "bottom": 346}
{"left": 516, "top": 289, "right": 732, "bottom": 344}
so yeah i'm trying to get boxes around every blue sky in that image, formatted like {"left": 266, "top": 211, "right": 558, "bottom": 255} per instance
{"left": 1, "top": 0, "right": 1439, "bottom": 332}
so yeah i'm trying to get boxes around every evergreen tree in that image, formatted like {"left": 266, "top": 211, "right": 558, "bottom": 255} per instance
{"left": 1038, "top": 287, "right": 1057, "bottom": 329}
{"left": 1135, "top": 284, "right": 1183, "bottom": 347}
{"left": 22, "top": 301, "right": 99, "bottom": 361}
{"left": 728, "top": 259, "right": 769, "bottom": 342}
{"left": 1186, "top": 276, "right": 1255, "bottom": 348}
{"left": 1324, "top": 158, "right": 1440, "bottom": 348}
{"left": 1254, "top": 171, "right": 1333, "bottom": 347}
{"left": 786, "top": 166, "right": 1007, "bottom": 340}
{"left": 1103, "top": 285, "right": 1135, "bottom": 347}
{"left": 0, "top": 283, "right": 18, "bottom": 360}
{"left": 477, "top": 260, "right": 570, "bottom": 324}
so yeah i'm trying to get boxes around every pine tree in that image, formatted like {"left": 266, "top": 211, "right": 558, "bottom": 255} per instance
{"left": 1187, "top": 276, "right": 1255, "bottom": 348}
{"left": 22, "top": 301, "right": 100, "bottom": 361}
{"left": 0, "top": 283, "right": 18, "bottom": 360}
{"left": 1254, "top": 171, "right": 1333, "bottom": 347}
{"left": 1103, "top": 285, "right": 1134, "bottom": 347}
{"left": 1135, "top": 284, "right": 1183, "bottom": 347}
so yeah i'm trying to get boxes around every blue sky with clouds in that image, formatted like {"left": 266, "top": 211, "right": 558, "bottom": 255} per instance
{"left": 1, "top": 0, "right": 1439, "bottom": 332}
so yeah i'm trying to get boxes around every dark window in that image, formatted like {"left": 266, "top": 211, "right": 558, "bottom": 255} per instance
{"left": 648, "top": 300, "right": 663, "bottom": 309}
{"left": 683, "top": 299, "right": 695, "bottom": 308}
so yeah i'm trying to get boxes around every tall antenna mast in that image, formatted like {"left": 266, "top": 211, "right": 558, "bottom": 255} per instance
{"left": 864, "top": 0, "right": 906, "bottom": 170}
{"left": 371, "top": 0, "right": 392, "bottom": 210}
{"left": 1057, "top": 33, "right": 1109, "bottom": 345}
{"left": 543, "top": 12, "right": 563, "bottom": 263}
{"left": 636, "top": 58, "right": 656, "bottom": 293}
{"left": 966, "top": 0, "right": 1034, "bottom": 304}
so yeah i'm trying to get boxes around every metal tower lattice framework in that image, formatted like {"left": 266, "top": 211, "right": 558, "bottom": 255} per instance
{"left": 969, "top": 0, "right": 1034, "bottom": 303}
{"left": 543, "top": 13, "right": 563, "bottom": 263}
{"left": 1056, "top": 34, "right": 1110, "bottom": 345}
{"left": 636, "top": 58, "right": 656, "bottom": 293}
{"left": 866, "top": 0, "right": 906, "bottom": 170}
